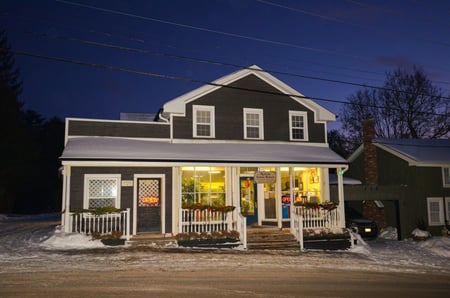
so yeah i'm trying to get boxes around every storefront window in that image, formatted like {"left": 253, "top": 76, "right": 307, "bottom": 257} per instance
{"left": 293, "top": 167, "right": 321, "bottom": 203}
{"left": 261, "top": 167, "right": 276, "bottom": 219}
{"left": 181, "top": 167, "right": 226, "bottom": 207}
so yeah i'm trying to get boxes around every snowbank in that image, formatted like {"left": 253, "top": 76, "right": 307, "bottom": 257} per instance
{"left": 417, "top": 237, "right": 450, "bottom": 258}
{"left": 41, "top": 226, "right": 105, "bottom": 250}
{"left": 379, "top": 227, "right": 398, "bottom": 240}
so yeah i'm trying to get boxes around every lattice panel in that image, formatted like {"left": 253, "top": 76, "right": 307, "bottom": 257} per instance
{"left": 88, "top": 179, "right": 117, "bottom": 197}
{"left": 139, "top": 179, "right": 160, "bottom": 207}
{"left": 89, "top": 198, "right": 115, "bottom": 209}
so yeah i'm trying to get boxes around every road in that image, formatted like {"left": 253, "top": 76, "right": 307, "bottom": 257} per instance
{"left": 1, "top": 254, "right": 449, "bottom": 298}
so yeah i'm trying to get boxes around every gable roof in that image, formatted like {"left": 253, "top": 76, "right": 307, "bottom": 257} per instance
{"left": 162, "top": 65, "right": 335, "bottom": 122}
{"left": 60, "top": 137, "right": 346, "bottom": 165}
{"left": 349, "top": 138, "right": 450, "bottom": 167}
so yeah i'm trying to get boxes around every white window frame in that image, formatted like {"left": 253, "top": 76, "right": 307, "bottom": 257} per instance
{"left": 243, "top": 108, "right": 264, "bottom": 140}
{"left": 289, "top": 111, "right": 308, "bottom": 141}
{"left": 84, "top": 174, "right": 121, "bottom": 209}
{"left": 446, "top": 197, "right": 450, "bottom": 222}
{"left": 193, "top": 105, "right": 215, "bottom": 138}
{"left": 442, "top": 167, "right": 450, "bottom": 188}
{"left": 426, "top": 197, "right": 444, "bottom": 226}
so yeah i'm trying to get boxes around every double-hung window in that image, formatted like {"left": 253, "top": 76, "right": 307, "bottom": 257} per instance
{"left": 289, "top": 111, "right": 308, "bottom": 141}
{"left": 426, "top": 197, "right": 444, "bottom": 226}
{"left": 84, "top": 174, "right": 121, "bottom": 209}
{"left": 244, "top": 108, "right": 263, "bottom": 140}
{"left": 443, "top": 167, "right": 450, "bottom": 187}
{"left": 193, "top": 105, "right": 215, "bottom": 138}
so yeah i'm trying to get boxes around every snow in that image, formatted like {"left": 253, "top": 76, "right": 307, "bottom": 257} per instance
{"left": 1, "top": 215, "right": 449, "bottom": 275}
{"left": 61, "top": 137, "right": 346, "bottom": 164}
{"left": 412, "top": 228, "right": 432, "bottom": 238}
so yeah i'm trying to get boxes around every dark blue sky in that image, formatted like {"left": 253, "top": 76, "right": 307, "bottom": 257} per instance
{"left": 3, "top": 0, "right": 450, "bottom": 130}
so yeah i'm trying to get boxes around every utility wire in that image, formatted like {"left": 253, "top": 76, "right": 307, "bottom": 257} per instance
{"left": 55, "top": 0, "right": 368, "bottom": 61}
{"left": 14, "top": 28, "right": 450, "bottom": 100}
{"left": 8, "top": 48, "right": 449, "bottom": 118}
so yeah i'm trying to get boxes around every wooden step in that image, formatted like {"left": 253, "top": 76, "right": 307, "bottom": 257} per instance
{"left": 246, "top": 227, "right": 300, "bottom": 250}
{"left": 127, "top": 233, "right": 177, "bottom": 248}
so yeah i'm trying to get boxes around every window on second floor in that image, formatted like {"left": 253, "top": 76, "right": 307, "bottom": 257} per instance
{"left": 193, "top": 105, "right": 215, "bottom": 138}
{"left": 243, "top": 108, "right": 264, "bottom": 140}
{"left": 442, "top": 167, "right": 450, "bottom": 187}
{"left": 289, "top": 111, "right": 308, "bottom": 141}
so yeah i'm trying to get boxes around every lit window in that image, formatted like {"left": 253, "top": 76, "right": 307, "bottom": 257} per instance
{"left": 181, "top": 167, "right": 226, "bottom": 207}
{"left": 84, "top": 174, "right": 121, "bottom": 209}
{"left": 193, "top": 105, "right": 215, "bottom": 138}
{"left": 244, "top": 108, "right": 263, "bottom": 140}
{"left": 289, "top": 111, "right": 308, "bottom": 141}
{"left": 426, "top": 197, "right": 444, "bottom": 226}
{"left": 443, "top": 167, "right": 450, "bottom": 187}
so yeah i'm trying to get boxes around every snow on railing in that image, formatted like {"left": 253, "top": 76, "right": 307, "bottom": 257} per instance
{"left": 237, "top": 213, "right": 247, "bottom": 250}
{"left": 180, "top": 209, "right": 232, "bottom": 233}
{"left": 293, "top": 206, "right": 340, "bottom": 229}
{"left": 68, "top": 208, "right": 130, "bottom": 241}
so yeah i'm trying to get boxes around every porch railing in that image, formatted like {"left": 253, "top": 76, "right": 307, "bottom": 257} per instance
{"left": 180, "top": 209, "right": 234, "bottom": 233}
{"left": 180, "top": 209, "right": 246, "bottom": 249}
{"left": 290, "top": 211, "right": 304, "bottom": 251}
{"left": 68, "top": 208, "right": 131, "bottom": 241}
{"left": 293, "top": 206, "right": 340, "bottom": 229}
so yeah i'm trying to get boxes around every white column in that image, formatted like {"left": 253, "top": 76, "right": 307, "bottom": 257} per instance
{"left": 337, "top": 167, "right": 347, "bottom": 228}
{"left": 63, "top": 165, "right": 71, "bottom": 233}
{"left": 276, "top": 167, "right": 282, "bottom": 228}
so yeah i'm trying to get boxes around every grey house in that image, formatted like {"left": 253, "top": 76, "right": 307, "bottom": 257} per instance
{"left": 346, "top": 122, "right": 450, "bottom": 239}
{"left": 59, "top": 66, "right": 347, "bottom": 244}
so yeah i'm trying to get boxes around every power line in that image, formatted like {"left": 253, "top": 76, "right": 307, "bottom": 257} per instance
{"left": 13, "top": 27, "right": 450, "bottom": 100}
{"left": 9, "top": 48, "right": 449, "bottom": 118}
{"left": 55, "top": 0, "right": 368, "bottom": 61}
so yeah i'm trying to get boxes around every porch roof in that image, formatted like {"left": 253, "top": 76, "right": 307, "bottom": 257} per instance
{"left": 61, "top": 137, "right": 347, "bottom": 165}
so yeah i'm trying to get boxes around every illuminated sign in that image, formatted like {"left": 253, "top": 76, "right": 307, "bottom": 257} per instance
{"left": 254, "top": 171, "right": 276, "bottom": 184}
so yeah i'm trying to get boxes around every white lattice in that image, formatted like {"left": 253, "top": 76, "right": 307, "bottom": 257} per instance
{"left": 87, "top": 178, "right": 118, "bottom": 208}
{"left": 139, "top": 179, "right": 160, "bottom": 207}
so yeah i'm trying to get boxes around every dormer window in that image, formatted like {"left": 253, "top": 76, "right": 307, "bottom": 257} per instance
{"left": 193, "top": 105, "right": 215, "bottom": 138}
{"left": 244, "top": 108, "right": 264, "bottom": 140}
{"left": 289, "top": 111, "right": 308, "bottom": 141}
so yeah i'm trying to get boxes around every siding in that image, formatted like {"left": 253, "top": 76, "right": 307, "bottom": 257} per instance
{"left": 172, "top": 74, "right": 326, "bottom": 142}
{"left": 68, "top": 120, "right": 170, "bottom": 139}
{"left": 70, "top": 167, "right": 173, "bottom": 233}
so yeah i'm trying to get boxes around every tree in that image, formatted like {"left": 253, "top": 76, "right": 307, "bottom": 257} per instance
{"left": 340, "top": 66, "right": 450, "bottom": 143}
{"left": 327, "top": 129, "right": 353, "bottom": 159}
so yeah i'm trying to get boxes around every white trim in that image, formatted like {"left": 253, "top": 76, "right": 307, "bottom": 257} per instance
{"left": 133, "top": 174, "right": 165, "bottom": 235}
{"left": 426, "top": 197, "right": 444, "bottom": 226}
{"left": 66, "top": 117, "right": 169, "bottom": 125}
{"left": 162, "top": 65, "right": 335, "bottom": 122}
{"left": 169, "top": 139, "right": 330, "bottom": 146}
{"left": 289, "top": 111, "right": 309, "bottom": 141}
{"left": 192, "top": 105, "right": 215, "bottom": 138}
{"left": 442, "top": 167, "right": 450, "bottom": 188}
{"left": 445, "top": 197, "right": 450, "bottom": 222}
{"left": 243, "top": 108, "right": 264, "bottom": 140}
{"left": 83, "top": 174, "right": 121, "bottom": 209}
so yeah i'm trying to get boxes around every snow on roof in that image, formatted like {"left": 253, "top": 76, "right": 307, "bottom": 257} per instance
{"left": 329, "top": 173, "right": 362, "bottom": 185}
{"left": 374, "top": 138, "right": 450, "bottom": 166}
{"left": 60, "top": 137, "right": 347, "bottom": 165}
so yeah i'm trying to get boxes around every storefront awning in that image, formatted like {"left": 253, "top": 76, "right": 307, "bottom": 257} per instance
{"left": 60, "top": 137, "right": 347, "bottom": 165}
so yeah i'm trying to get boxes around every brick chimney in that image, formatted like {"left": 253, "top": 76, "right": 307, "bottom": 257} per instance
{"left": 361, "top": 118, "right": 386, "bottom": 230}
{"left": 363, "top": 118, "right": 378, "bottom": 185}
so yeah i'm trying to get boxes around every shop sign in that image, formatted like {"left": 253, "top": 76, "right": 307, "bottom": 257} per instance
{"left": 254, "top": 171, "right": 276, "bottom": 183}
{"left": 121, "top": 180, "right": 133, "bottom": 187}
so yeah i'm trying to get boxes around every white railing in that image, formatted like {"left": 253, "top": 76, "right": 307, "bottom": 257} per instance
{"left": 237, "top": 213, "right": 247, "bottom": 250}
{"left": 68, "top": 208, "right": 130, "bottom": 240}
{"left": 290, "top": 210, "right": 304, "bottom": 251}
{"left": 293, "top": 206, "right": 340, "bottom": 229}
{"left": 180, "top": 209, "right": 233, "bottom": 233}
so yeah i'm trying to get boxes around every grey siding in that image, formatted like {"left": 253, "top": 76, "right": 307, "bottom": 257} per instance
{"left": 70, "top": 167, "right": 173, "bottom": 233}
{"left": 172, "top": 74, "right": 326, "bottom": 143}
{"left": 346, "top": 148, "right": 450, "bottom": 238}
{"left": 68, "top": 120, "right": 170, "bottom": 139}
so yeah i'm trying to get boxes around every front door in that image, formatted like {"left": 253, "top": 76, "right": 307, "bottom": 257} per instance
{"left": 136, "top": 178, "right": 161, "bottom": 233}
{"left": 240, "top": 177, "right": 258, "bottom": 225}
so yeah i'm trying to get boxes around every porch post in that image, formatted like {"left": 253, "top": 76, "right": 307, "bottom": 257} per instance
{"left": 63, "top": 165, "right": 71, "bottom": 233}
{"left": 337, "top": 167, "right": 347, "bottom": 228}
{"left": 276, "top": 167, "right": 282, "bottom": 229}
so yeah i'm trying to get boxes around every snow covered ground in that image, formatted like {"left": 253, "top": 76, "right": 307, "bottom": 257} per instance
{"left": 0, "top": 213, "right": 449, "bottom": 275}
